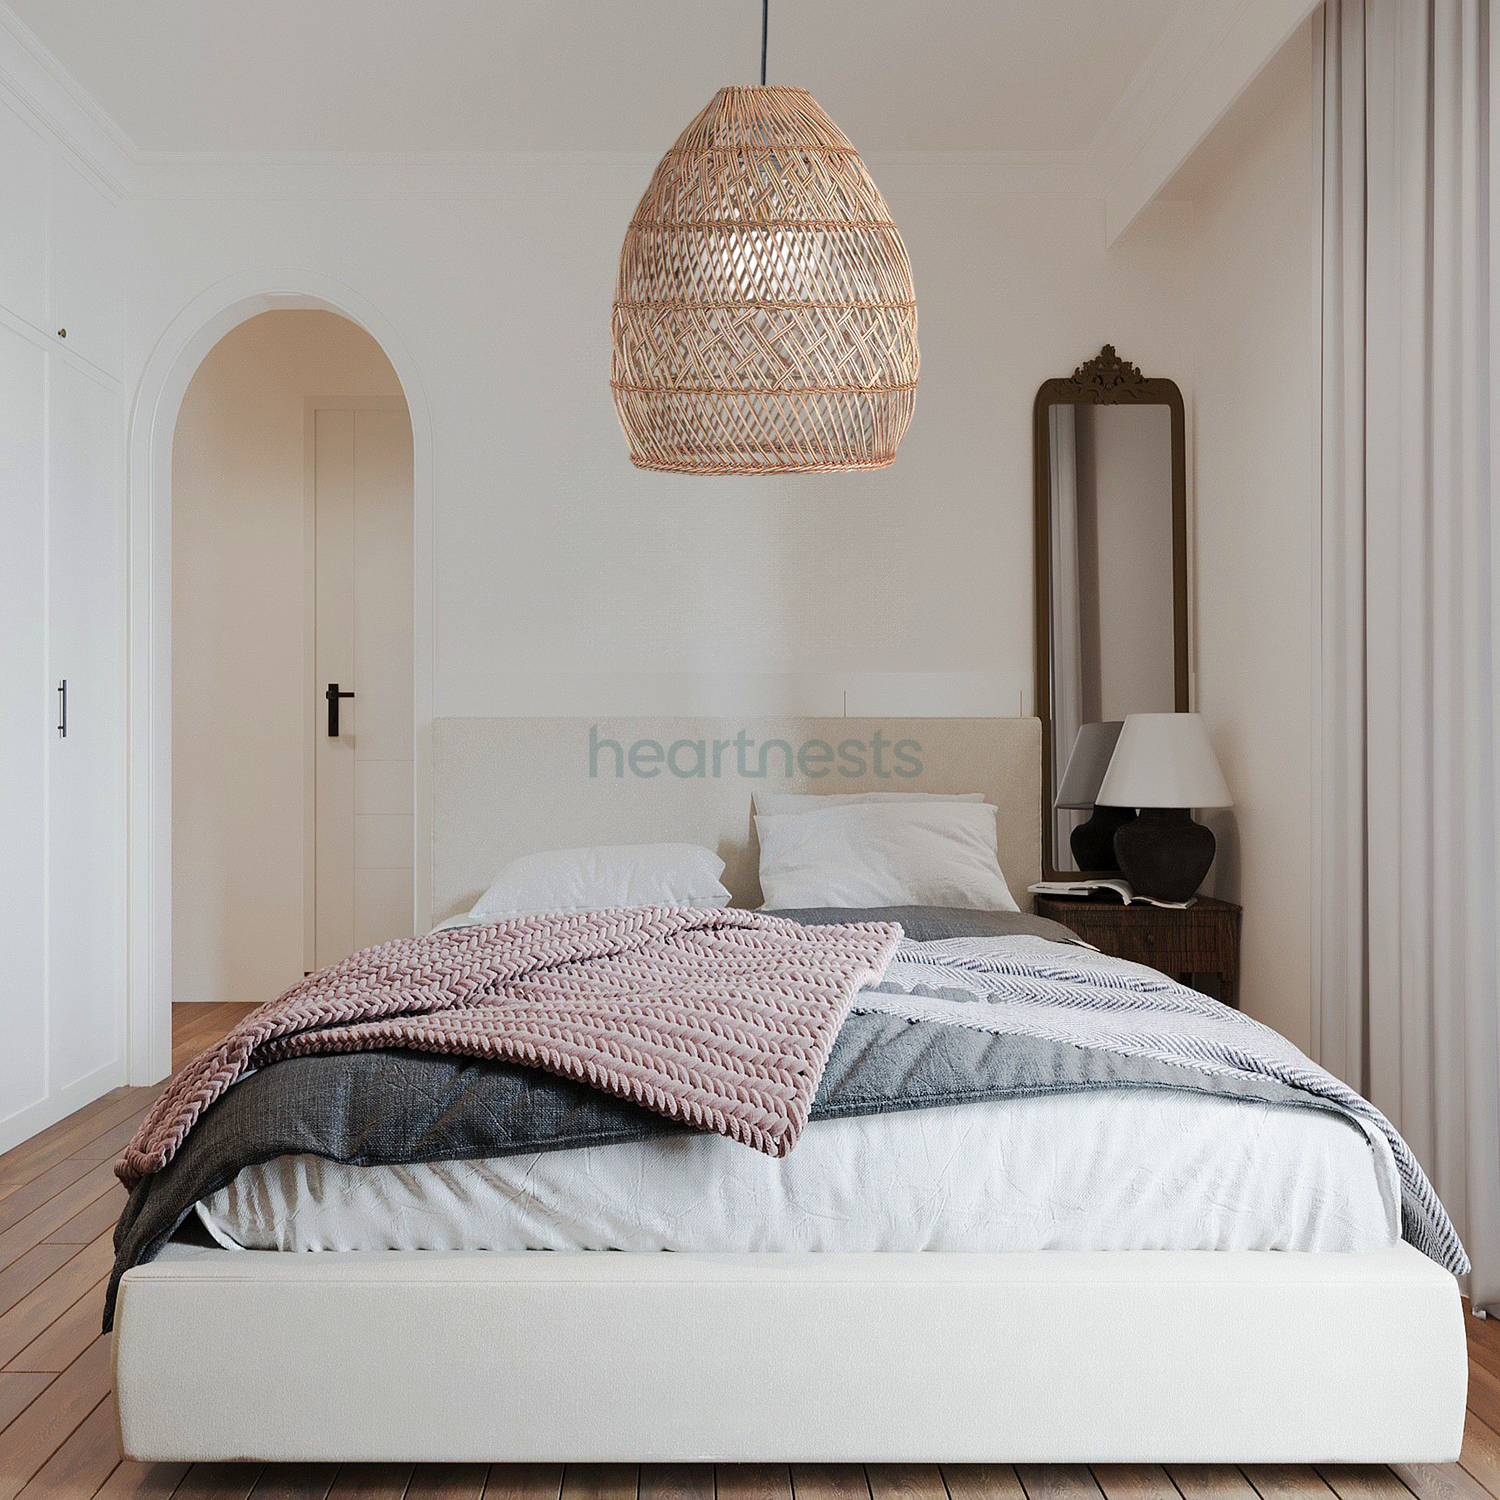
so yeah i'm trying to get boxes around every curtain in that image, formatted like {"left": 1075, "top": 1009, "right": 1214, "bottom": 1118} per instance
{"left": 1049, "top": 404, "right": 1087, "bottom": 866}
{"left": 1315, "top": 0, "right": 1500, "bottom": 1305}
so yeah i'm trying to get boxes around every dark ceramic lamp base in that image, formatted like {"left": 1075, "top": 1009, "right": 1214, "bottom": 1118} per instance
{"left": 1069, "top": 804, "right": 1135, "bottom": 872}
{"left": 1113, "top": 806, "right": 1216, "bottom": 903}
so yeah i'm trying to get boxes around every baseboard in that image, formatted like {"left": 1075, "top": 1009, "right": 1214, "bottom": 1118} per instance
{"left": 0, "top": 1056, "right": 129, "bottom": 1155}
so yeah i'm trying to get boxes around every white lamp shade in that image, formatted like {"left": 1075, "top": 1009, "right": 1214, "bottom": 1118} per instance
{"left": 1095, "top": 713, "right": 1232, "bottom": 810}
{"left": 1054, "top": 721, "right": 1124, "bottom": 809}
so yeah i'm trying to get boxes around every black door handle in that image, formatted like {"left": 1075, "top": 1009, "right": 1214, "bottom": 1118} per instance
{"left": 325, "top": 682, "right": 354, "bottom": 737}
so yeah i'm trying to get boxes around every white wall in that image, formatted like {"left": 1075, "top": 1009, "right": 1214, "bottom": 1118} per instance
{"left": 171, "top": 310, "right": 405, "bottom": 1006}
{"left": 1186, "top": 36, "right": 1315, "bottom": 1046}
{"left": 127, "top": 165, "right": 1197, "bottom": 734}
{"left": 9, "top": 58, "right": 1316, "bottom": 1065}
{"left": 0, "top": 10, "right": 1327, "bottom": 1111}
{"left": 60, "top": 58, "right": 1313, "bottom": 1060}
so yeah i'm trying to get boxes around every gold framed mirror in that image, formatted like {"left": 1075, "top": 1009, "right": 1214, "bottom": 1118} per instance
{"left": 1033, "top": 345, "right": 1189, "bottom": 880}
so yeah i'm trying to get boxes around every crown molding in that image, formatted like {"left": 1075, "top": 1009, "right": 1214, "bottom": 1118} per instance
{"left": 1094, "top": 0, "right": 1319, "bottom": 244}
{"left": 0, "top": 4, "right": 134, "bottom": 192}
{"left": 130, "top": 148, "right": 665, "bottom": 171}
{"left": 128, "top": 150, "right": 1100, "bottom": 204}
{"left": 0, "top": 0, "right": 1306, "bottom": 225}
{"left": 127, "top": 145, "right": 1091, "bottom": 170}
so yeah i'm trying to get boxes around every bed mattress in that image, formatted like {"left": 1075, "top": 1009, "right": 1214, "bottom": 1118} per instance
{"left": 196, "top": 1083, "right": 1402, "bottom": 1255}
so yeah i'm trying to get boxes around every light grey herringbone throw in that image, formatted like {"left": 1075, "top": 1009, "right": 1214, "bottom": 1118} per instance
{"left": 858, "top": 936, "right": 1468, "bottom": 1274}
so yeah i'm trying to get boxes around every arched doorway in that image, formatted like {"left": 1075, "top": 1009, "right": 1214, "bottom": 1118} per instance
{"left": 126, "top": 275, "right": 434, "bottom": 1083}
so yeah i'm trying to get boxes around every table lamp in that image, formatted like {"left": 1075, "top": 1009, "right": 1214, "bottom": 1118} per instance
{"left": 1095, "top": 712, "right": 1232, "bottom": 902}
{"left": 1054, "top": 721, "right": 1129, "bottom": 871}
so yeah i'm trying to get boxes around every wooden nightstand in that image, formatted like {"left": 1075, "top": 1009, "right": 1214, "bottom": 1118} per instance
{"left": 1033, "top": 893, "right": 1242, "bottom": 1007}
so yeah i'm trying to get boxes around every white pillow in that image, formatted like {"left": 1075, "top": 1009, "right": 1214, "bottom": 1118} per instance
{"left": 753, "top": 790, "right": 986, "bottom": 816}
{"left": 755, "top": 802, "right": 1019, "bottom": 912}
{"left": 469, "top": 843, "right": 730, "bottom": 921}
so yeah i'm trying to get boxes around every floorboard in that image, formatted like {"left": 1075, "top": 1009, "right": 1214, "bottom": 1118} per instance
{"left": 0, "top": 1245, "right": 77, "bottom": 1320}
{"left": 1243, "top": 1465, "right": 1340, "bottom": 1499}
{"left": 1460, "top": 1414, "right": 1500, "bottom": 1494}
{"left": 0, "top": 1233, "right": 114, "bottom": 1366}
{"left": 944, "top": 1470, "right": 1026, "bottom": 1500}
{"left": 0, "top": 1160, "right": 108, "bottom": 1237}
{"left": 559, "top": 1470, "right": 637, "bottom": 1500}
{"left": 245, "top": 1464, "right": 340, "bottom": 1500}
{"left": 171, "top": 1464, "right": 266, "bottom": 1500}
{"left": 0, "top": 1004, "right": 1494, "bottom": 1500}
{"left": 1168, "top": 1470, "right": 1265, "bottom": 1500}
{"left": 406, "top": 1470, "right": 490, "bottom": 1500}
{"left": 866, "top": 1470, "right": 946, "bottom": 1500}
{"left": 1015, "top": 1470, "right": 1104, "bottom": 1500}
{"left": 638, "top": 1467, "right": 712, "bottom": 1500}
{"left": 0, "top": 1164, "right": 126, "bottom": 1276}
{"left": 16, "top": 1392, "right": 120, "bottom": 1500}
{"left": 323, "top": 1466, "right": 414, "bottom": 1500}
{"left": 790, "top": 1468, "right": 870, "bottom": 1500}
{"left": 1090, "top": 1469, "right": 1180, "bottom": 1500}
{"left": 0, "top": 1089, "right": 162, "bottom": 1189}
{"left": 0, "top": 1370, "right": 54, "bottom": 1433}
{"left": 1316, "top": 1467, "right": 1414, "bottom": 1500}
{"left": 1393, "top": 1464, "right": 1493, "bottom": 1500}
{"left": 1468, "top": 1363, "right": 1500, "bottom": 1437}
{"left": 483, "top": 1468, "right": 564, "bottom": 1500}
{"left": 0, "top": 1335, "right": 112, "bottom": 1500}
{"left": 90, "top": 1456, "right": 190, "bottom": 1500}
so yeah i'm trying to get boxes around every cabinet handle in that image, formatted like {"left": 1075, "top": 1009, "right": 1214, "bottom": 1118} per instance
{"left": 56, "top": 328, "right": 66, "bottom": 339}
{"left": 57, "top": 679, "right": 67, "bottom": 738}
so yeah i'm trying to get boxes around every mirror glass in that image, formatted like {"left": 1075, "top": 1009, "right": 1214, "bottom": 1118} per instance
{"left": 1036, "top": 351, "right": 1187, "bottom": 877}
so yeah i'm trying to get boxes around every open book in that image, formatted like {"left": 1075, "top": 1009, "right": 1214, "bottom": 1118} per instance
{"left": 1028, "top": 878, "right": 1196, "bottom": 910}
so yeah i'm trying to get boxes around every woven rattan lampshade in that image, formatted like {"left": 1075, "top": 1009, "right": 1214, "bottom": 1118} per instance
{"left": 611, "top": 85, "right": 918, "bottom": 474}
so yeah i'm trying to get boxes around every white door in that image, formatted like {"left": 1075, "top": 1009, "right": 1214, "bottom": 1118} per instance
{"left": 0, "top": 324, "right": 48, "bottom": 1122}
{"left": 312, "top": 407, "right": 414, "bottom": 969}
{"left": 46, "top": 357, "right": 124, "bottom": 1095}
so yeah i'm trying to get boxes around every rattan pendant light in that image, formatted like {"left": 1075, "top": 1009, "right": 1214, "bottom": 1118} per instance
{"left": 610, "top": 3, "right": 919, "bottom": 474}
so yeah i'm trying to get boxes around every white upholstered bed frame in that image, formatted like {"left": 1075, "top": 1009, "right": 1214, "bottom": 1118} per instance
{"left": 114, "top": 717, "right": 1467, "bottom": 1463}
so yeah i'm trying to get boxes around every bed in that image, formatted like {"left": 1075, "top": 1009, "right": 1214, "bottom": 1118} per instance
{"left": 111, "top": 715, "right": 1468, "bottom": 1464}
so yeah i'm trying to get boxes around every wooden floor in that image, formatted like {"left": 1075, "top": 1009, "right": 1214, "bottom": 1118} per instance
{"left": 4, "top": 1005, "right": 1500, "bottom": 1500}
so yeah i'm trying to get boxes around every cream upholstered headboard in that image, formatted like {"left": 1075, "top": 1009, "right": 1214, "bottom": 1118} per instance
{"left": 430, "top": 716, "right": 1043, "bottom": 922}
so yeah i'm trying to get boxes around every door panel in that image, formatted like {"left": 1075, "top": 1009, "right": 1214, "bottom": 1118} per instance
{"left": 313, "top": 407, "right": 414, "bottom": 968}
{"left": 0, "top": 325, "right": 48, "bottom": 1125}
{"left": 46, "top": 358, "right": 123, "bottom": 1094}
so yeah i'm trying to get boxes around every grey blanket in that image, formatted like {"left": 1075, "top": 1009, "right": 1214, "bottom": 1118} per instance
{"left": 106, "top": 916, "right": 1465, "bottom": 1330}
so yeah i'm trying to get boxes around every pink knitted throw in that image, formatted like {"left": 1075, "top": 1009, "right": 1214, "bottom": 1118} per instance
{"left": 117, "top": 906, "right": 901, "bottom": 1188}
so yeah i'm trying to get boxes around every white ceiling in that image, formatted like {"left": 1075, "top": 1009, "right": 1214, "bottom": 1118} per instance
{"left": 5, "top": 0, "right": 1186, "bottom": 157}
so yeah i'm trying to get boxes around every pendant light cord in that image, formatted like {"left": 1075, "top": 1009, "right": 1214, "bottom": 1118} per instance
{"left": 760, "top": 0, "right": 768, "bottom": 84}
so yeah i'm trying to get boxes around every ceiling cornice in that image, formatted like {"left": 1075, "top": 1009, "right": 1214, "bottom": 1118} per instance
{"left": 1093, "top": 0, "right": 1320, "bottom": 243}
{"left": 0, "top": 3, "right": 135, "bottom": 192}
{"left": 0, "top": 0, "right": 1309, "bottom": 229}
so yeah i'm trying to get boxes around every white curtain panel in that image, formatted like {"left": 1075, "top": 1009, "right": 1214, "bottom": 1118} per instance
{"left": 1049, "top": 404, "right": 1087, "bottom": 866}
{"left": 1315, "top": 0, "right": 1500, "bottom": 1305}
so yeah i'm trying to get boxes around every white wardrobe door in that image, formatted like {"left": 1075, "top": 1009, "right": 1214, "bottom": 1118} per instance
{"left": 0, "top": 325, "right": 47, "bottom": 1125}
{"left": 46, "top": 358, "right": 124, "bottom": 1096}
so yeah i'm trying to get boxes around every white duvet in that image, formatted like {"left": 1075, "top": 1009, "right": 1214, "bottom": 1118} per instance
{"left": 197, "top": 1085, "right": 1402, "bottom": 1255}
